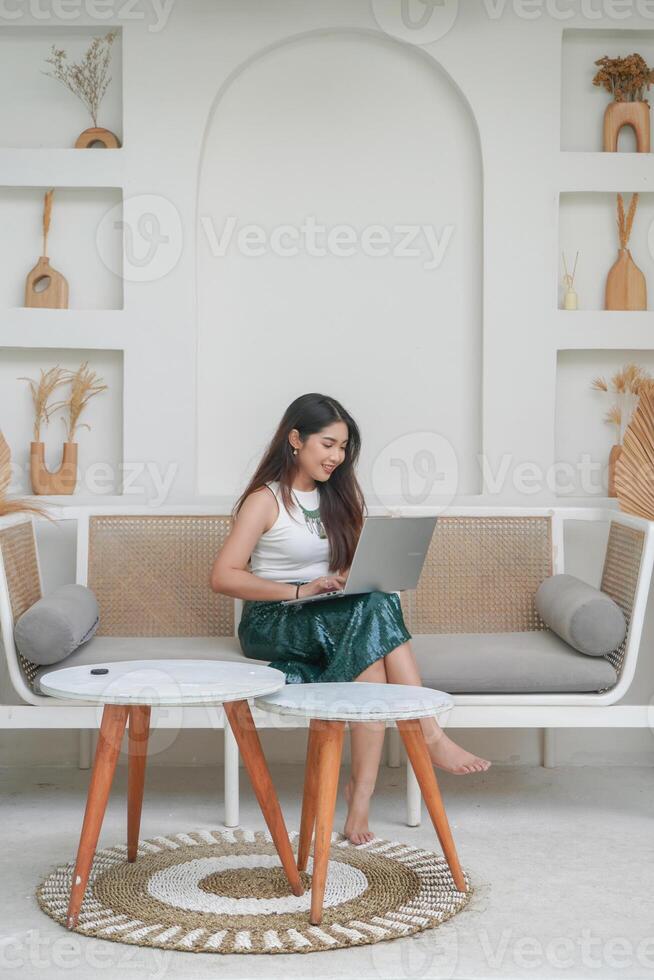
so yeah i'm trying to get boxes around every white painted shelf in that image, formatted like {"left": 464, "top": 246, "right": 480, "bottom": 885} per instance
{"left": 557, "top": 151, "right": 654, "bottom": 192}
{"left": 1, "top": 309, "right": 129, "bottom": 349}
{"left": 0, "top": 148, "right": 125, "bottom": 188}
{"left": 554, "top": 310, "right": 654, "bottom": 350}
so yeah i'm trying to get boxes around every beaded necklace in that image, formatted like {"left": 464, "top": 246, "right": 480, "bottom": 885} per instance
{"left": 291, "top": 489, "right": 327, "bottom": 539}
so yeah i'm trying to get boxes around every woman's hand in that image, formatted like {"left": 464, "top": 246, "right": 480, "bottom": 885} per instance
{"left": 299, "top": 573, "right": 347, "bottom": 598}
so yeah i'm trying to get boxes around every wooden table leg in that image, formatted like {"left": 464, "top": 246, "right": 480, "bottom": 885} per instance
{"left": 67, "top": 704, "right": 129, "bottom": 929}
{"left": 127, "top": 705, "right": 151, "bottom": 862}
{"left": 396, "top": 718, "right": 467, "bottom": 893}
{"left": 309, "top": 719, "right": 345, "bottom": 926}
{"left": 223, "top": 698, "right": 304, "bottom": 897}
{"left": 297, "top": 720, "right": 321, "bottom": 872}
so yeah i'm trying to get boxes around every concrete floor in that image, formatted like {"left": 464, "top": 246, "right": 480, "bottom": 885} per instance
{"left": 1, "top": 763, "right": 652, "bottom": 980}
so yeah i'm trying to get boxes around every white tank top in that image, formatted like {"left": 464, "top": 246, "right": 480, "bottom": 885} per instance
{"left": 249, "top": 480, "right": 331, "bottom": 582}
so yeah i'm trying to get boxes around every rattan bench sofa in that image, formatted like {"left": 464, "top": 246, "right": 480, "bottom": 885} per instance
{"left": 1, "top": 504, "right": 652, "bottom": 827}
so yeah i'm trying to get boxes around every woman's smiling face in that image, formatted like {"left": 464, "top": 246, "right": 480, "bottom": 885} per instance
{"left": 290, "top": 421, "right": 349, "bottom": 482}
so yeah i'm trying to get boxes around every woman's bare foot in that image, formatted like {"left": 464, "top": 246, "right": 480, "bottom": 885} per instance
{"left": 425, "top": 728, "right": 492, "bottom": 774}
{"left": 343, "top": 779, "right": 376, "bottom": 845}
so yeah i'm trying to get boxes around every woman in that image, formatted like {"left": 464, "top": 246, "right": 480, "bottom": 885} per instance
{"left": 211, "top": 392, "right": 491, "bottom": 844}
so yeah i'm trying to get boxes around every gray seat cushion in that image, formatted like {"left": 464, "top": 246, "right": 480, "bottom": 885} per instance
{"left": 33, "top": 636, "right": 253, "bottom": 695}
{"left": 410, "top": 630, "right": 617, "bottom": 693}
{"left": 34, "top": 628, "right": 618, "bottom": 696}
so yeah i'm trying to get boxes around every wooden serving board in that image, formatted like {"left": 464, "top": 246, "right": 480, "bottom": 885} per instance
{"left": 24, "top": 256, "right": 69, "bottom": 309}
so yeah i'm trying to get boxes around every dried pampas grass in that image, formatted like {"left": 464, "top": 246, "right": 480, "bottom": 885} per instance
{"left": 590, "top": 362, "right": 653, "bottom": 443}
{"left": 615, "top": 386, "right": 654, "bottom": 520}
{"left": 18, "top": 366, "right": 68, "bottom": 442}
{"left": 56, "top": 361, "right": 108, "bottom": 442}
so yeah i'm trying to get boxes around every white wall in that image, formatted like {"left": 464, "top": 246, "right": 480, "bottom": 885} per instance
{"left": 196, "top": 30, "right": 482, "bottom": 499}
{"left": 1, "top": 0, "right": 654, "bottom": 765}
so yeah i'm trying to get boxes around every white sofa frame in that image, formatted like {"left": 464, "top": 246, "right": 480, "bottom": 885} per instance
{"left": 1, "top": 503, "right": 652, "bottom": 828}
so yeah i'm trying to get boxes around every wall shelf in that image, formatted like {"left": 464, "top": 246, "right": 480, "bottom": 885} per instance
{"left": 553, "top": 310, "right": 654, "bottom": 350}
{"left": 555, "top": 347, "right": 654, "bottom": 499}
{"left": 0, "top": 185, "right": 124, "bottom": 310}
{"left": 1, "top": 345, "right": 124, "bottom": 497}
{"left": 0, "top": 148, "right": 125, "bottom": 188}
{"left": 557, "top": 152, "right": 654, "bottom": 192}
{"left": 0, "top": 310, "right": 130, "bottom": 350}
{"left": 557, "top": 191, "right": 653, "bottom": 312}
{"left": 556, "top": 29, "right": 654, "bottom": 500}
{"left": 561, "top": 28, "right": 654, "bottom": 153}
{"left": 0, "top": 25, "right": 123, "bottom": 150}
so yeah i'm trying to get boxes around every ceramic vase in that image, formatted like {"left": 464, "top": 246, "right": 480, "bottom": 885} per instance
{"left": 74, "top": 127, "right": 121, "bottom": 149}
{"left": 605, "top": 248, "right": 647, "bottom": 311}
{"left": 30, "top": 441, "right": 78, "bottom": 495}
{"left": 603, "top": 101, "right": 650, "bottom": 153}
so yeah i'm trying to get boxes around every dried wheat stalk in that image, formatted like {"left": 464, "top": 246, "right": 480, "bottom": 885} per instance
{"left": 625, "top": 192, "right": 638, "bottom": 243}
{"left": 616, "top": 192, "right": 639, "bottom": 249}
{"left": 42, "top": 188, "right": 54, "bottom": 256}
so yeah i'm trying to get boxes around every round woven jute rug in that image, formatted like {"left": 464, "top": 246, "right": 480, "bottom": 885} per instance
{"left": 36, "top": 829, "right": 473, "bottom": 954}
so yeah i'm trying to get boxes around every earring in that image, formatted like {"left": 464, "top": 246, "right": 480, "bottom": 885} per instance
{"left": 293, "top": 449, "right": 298, "bottom": 455}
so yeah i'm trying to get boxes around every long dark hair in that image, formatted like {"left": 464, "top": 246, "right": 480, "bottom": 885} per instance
{"left": 233, "top": 393, "right": 367, "bottom": 573}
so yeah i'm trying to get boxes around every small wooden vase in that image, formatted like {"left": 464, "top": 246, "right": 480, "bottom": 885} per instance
{"left": 74, "top": 127, "right": 121, "bottom": 149}
{"left": 24, "top": 256, "right": 69, "bottom": 309}
{"left": 608, "top": 444, "right": 622, "bottom": 497}
{"left": 30, "top": 441, "right": 78, "bottom": 495}
{"left": 605, "top": 248, "right": 647, "bottom": 311}
{"left": 603, "top": 101, "right": 651, "bottom": 153}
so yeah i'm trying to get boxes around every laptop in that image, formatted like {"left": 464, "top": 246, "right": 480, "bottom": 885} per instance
{"left": 280, "top": 515, "right": 438, "bottom": 606}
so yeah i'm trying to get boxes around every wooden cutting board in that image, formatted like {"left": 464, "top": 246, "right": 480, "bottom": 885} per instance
{"left": 24, "top": 256, "right": 69, "bottom": 309}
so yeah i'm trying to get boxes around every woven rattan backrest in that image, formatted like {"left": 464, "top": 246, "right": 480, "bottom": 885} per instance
{"left": 0, "top": 520, "right": 42, "bottom": 687}
{"left": 87, "top": 515, "right": 234, "bottom": 636}
{"left": 399, "top": 515, "right": 552, "bottom": 633}
{"left": 599, "top": 520, "right": 645, "bottom": 678}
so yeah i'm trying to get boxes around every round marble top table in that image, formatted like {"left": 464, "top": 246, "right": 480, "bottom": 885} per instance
{"left": 256, "top": 680, "right": 454, "bottom": 721}
{"left": 39, "top": 658, "right": 286, "bottom": 706}
{"left": 39, "top": 659, "right": 302, "bottom": 928}
{"left": 255, "top": 680, "right": 465, "bottom": 925}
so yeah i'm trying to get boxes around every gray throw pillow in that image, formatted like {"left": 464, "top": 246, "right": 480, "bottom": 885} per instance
{"left": 14, "top": 584, "right": 99, "bottom": 666}
{"left": 534, "top": 573, "right": 626, "bottom": 657}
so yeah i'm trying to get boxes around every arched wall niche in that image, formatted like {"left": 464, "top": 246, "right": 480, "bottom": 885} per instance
{"left": 196, "top": 28, "right": 483, "bottom": 500}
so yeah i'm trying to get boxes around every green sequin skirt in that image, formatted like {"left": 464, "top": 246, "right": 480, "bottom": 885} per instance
{"left": 238, "top": 584, "right": 412, "bottom": 684}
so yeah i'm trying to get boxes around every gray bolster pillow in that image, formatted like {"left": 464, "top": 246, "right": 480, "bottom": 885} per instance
{"left": 535, "top": 573, "right": 626, "bottom": 657}
{"left": 14, "top": 584, "right": 99, "bottom": 666}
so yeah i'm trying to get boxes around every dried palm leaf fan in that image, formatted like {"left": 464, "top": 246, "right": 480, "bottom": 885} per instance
{"left": 24, "top": 188, "right": 69, "bottom": 309}
{"left": 0, "top": 429, "right": 54, "bottom": 521}
{"left": 614, "top": 384, "right": 654, "bottom": 520}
